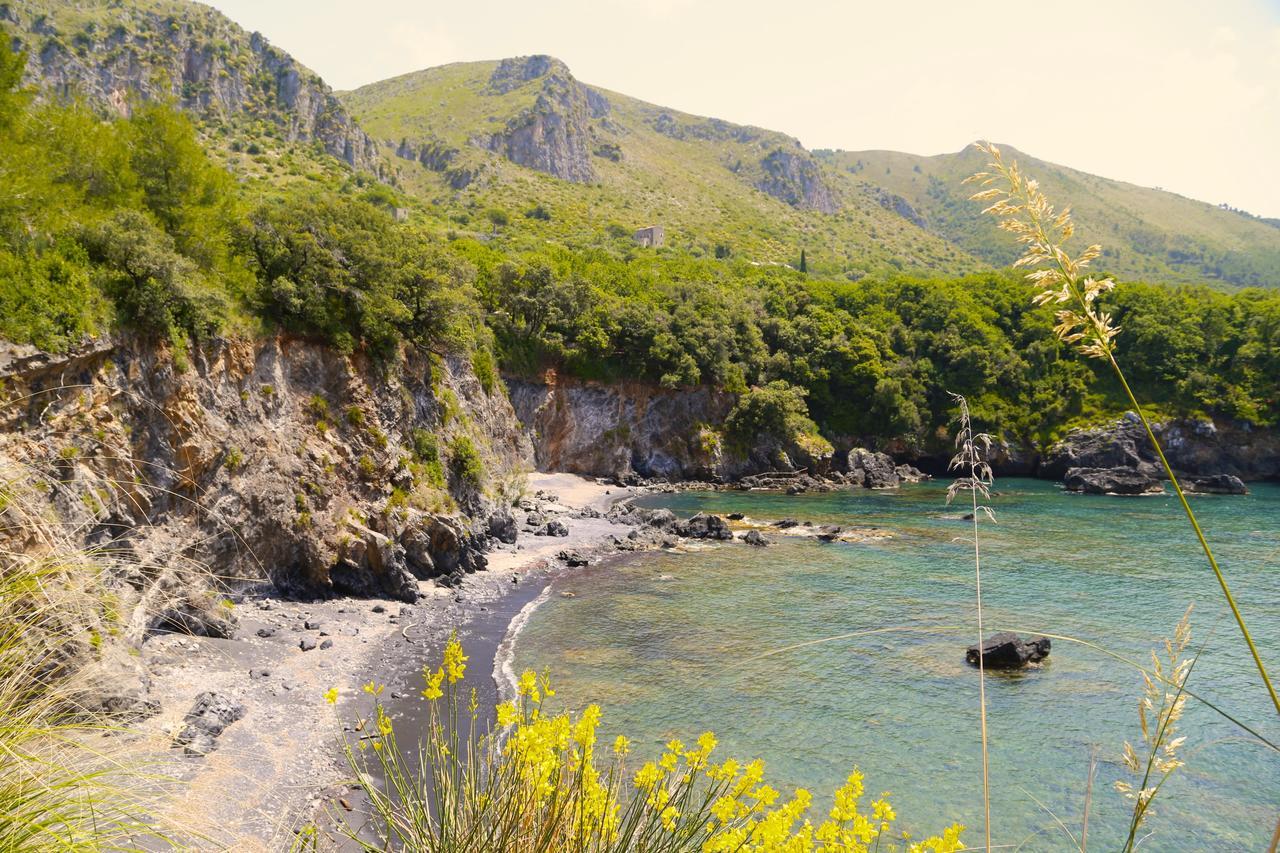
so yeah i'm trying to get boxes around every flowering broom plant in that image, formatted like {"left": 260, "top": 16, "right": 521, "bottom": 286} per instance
{"left": 332, "top": 636, "right": 965, "bottom": 852}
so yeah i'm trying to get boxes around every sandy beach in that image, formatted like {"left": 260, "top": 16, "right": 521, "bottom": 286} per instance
{"left": 136, "top": 473, "right": 642, "bottom": 849}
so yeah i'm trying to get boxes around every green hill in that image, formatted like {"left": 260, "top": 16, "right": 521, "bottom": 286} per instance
{"left": 818, "top": 146, "right": 1280, "bottom": 287}
{"left": 338, "top": 57, "right": 984, "bottom": 280}
{"left": 7, "top": 0, "right": 1277, "bottom": 288}
{"left": 1, "top": 0, "right": 381, "bottom": 182}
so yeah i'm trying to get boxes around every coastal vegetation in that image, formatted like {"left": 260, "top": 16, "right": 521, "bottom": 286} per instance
{"left": 4, "top": 28, "right": 1279, "bottom": 458}
{"left": 0, "top": 3, "right": 1277, "bottom": 850}
{"left": 337, "top": 636, "right": 966, "bottom": 852}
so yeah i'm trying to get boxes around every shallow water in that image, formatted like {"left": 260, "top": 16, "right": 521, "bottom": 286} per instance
{"left": 512, "top": 479, "right": 1280, "bottom": 849}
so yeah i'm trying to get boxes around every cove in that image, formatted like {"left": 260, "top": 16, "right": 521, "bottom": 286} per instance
{"left": 511, "top": 479, "right": 1280, "bottom": 849}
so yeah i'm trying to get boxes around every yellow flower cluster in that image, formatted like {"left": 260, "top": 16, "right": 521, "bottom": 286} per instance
{"left": 341, "top": 646, "right": 966, "bottom": 853}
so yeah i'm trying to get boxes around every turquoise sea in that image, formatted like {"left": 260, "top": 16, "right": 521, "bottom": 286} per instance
{"left": 512, "top": 479, "right": 1280, "bottom": 849}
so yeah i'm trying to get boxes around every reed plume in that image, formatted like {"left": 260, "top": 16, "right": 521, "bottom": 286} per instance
{"left": 965, "top": 142, "right": 1279, "bottom": 718}
{"left": 1115, "top": 607, "right": 1195, "bottom": 852}
{"left": 945, "top": 392, "right": 994, "bottom": 853}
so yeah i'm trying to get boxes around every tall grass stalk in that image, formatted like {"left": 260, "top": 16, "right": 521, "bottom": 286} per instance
{"left": 0, "top": 477, "right": 171, "bottom": 851}
{"left": 945, "top": 392, "right": 994, "bottom": 853}
{"left": 333, "top": 636, "right": 967, "bottom": 852}
{"left": 1114, "top": 607, "right": 1195, "bottom": 852}
{"left": 966, "top": 142, "right": 1280, "bottom": 717}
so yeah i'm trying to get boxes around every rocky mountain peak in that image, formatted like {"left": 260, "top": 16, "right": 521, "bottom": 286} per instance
{"left": 475, "top": 54, "right": 612, "bottom": 183}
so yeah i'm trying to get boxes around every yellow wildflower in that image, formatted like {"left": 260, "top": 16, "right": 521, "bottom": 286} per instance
{"left": 422, "top": 666, "right": 444, "bottom": 701}
{"left": 323, "top": 687, "right": 339, "bottom": 705}
{"left": 442, "top": 633, "right": 467, "bottom": 683}
{"left": 634, "top": 761, "right": 662, "bottom": 791}
{"left": 495, "top": 701, "right": 518, "bottom": 728}
{"left": 612, "top": 734, "right": 630, "bottom": 755}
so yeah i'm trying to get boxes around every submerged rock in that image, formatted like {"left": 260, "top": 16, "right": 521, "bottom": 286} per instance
{"left": 175, "top": 692, "right": 245, "bottom": 756}
{"left": 1063, "top": 467, "right": 1163, "bottom": 495}
{"left": 965, "top": 633, "right": 1051, "bottom": 669}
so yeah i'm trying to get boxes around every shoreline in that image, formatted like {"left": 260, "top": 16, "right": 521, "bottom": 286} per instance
{"left": 136, "top": 475, "right": 944, "bottom": 847}
{"left": 134, "top": 472, "right": 648, "bottom": 850}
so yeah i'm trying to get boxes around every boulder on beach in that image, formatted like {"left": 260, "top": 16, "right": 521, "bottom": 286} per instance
{"left": 537, "top": 519, "right": 570, "bottom": 537}
{"left": 1063, "top": 467, "right": 1163, "bottom": 495}
{"left": 175, "top": 691, "right": 246, "bottom": 756}
{"left": 965, "top": 632, "right": 1051, "bottom": 669}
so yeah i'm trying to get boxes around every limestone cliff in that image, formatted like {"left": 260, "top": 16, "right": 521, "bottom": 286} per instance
{"left": 474, "top": 56, "right": 610, "bottom": 184}
{"left": 4, "top": 0, "right": 382, "bottom": 173}
{"left": 0, "top": 334, "right": 531, "bottom": 636}
{"left": 507, "top": 377, "right": 732, "bottom": 481}
{"left": 757, "top": 146, "right": 839, "bottom": 213}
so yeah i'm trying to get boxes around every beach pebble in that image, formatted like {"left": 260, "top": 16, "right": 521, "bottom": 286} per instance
{"left": 299, "top": 638, "right": 317, "bottom": 652}
{"left": 256, "top": 627, "right": 275, "bottom": 638}
{"left": 319, "top": 639, "right": 333, "bottom": 650}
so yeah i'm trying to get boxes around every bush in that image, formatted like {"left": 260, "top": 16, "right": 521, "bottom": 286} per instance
{"left": 723, "top": 380, "right": 823, "bottom": 450}
{"left": 333, "top": 638, "right": 966, "bottom": 852}
{"left": 446, "top": 435, "right": 483, "bottom": 493}
{"left": 471, "top": 347, "right": 497, "bottom": 395}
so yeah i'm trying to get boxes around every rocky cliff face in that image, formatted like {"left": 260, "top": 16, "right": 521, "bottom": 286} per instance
{"left": 0, "top": 334, "right": 530, "bottom": 637}
{"left": 508, "top": 377, "right": 732, "bottom": 481}
{"left": 507, "top": 376, "right": 843, "bottom": 482}
{"left": 757, "top": 146, "right": 839, "bottom": 213}
{"left": 1041, "top": 412, "right": 1280, "bottom": 481}
{"left": 5, "top": 0, "right": 381, "bottom": 173}
{"left": 508, "top": 374, "right": 1280, "bottom": 486}
{"left": 474, "top": 56, "right": 610, "bottom": 184}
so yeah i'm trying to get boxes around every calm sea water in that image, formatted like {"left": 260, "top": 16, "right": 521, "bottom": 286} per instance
{"left": 512, "top": 479, "right": 1280, "bottom": 850}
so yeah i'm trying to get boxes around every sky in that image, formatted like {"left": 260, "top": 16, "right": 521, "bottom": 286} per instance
{"left": 209, "top": 0, "right": 1280, "bottom": 218}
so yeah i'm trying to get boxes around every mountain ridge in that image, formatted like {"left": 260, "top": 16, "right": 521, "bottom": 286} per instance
{"left": 5, "top": 0, "right": 1277, "bottom": 287}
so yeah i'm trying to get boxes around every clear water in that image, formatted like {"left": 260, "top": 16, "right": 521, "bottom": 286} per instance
{"left": 512, "top": 479, "right": 1280, "bottom": 849}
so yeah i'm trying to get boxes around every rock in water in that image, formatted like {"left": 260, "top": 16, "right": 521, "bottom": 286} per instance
{"left": 1063, "top": 467, "right": 1163, "bottom": 495}
{"left": 1184, "top": 474, "right": 1248, "bottom": 495}
{"left": 681, "top": 513, "right": 734, "bottom": 541}
{"left": 847, "top": 449, "right": 901, "bottom": 489}
{"left": 965, "top": 633, "right": 1051, "bottom": 669}
{"left": 815, "top": 525, "right": 842, "bottom": 542}
{"left": 558, "top": 549, "right": 589, "bottom": 567}
{"left": 741, "top": 529, "right": 771, "bottom": 546}
{"left": 175, "top": 692, "right": 246, "bottom": 756}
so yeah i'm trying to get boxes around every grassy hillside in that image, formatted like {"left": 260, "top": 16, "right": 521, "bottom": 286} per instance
{"left": 3, "top": 0, "right": 380, "bottom": 182}
{"left": 339, "top": 58, "right": 984, "bottom": 280}
{"left": 341, "top": 56, "right": 1279, "bottom": 289}
{"left": 819, "top": 146, "right": 1280, "bottom": 288}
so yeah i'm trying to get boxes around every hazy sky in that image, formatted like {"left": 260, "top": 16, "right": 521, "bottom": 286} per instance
{"left": 210, "top": 0, "right": 1280, "bottom": 217}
